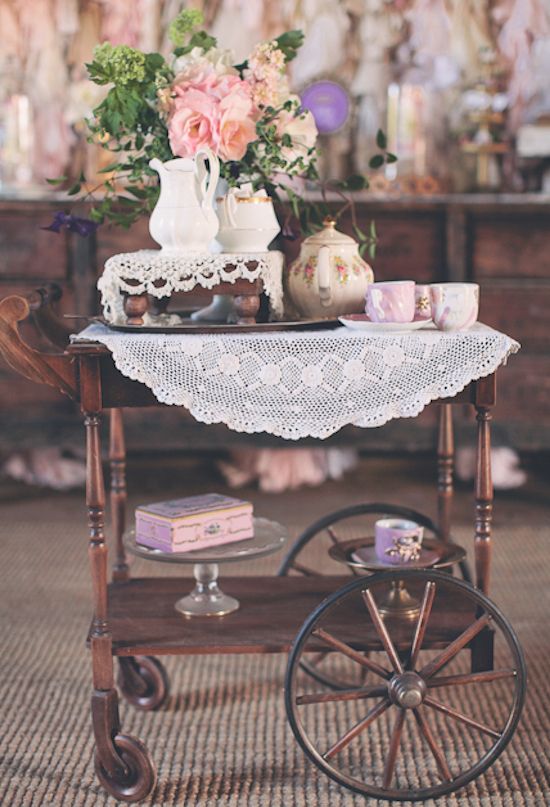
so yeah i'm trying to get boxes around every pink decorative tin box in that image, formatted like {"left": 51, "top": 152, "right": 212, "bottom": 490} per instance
{"left": 135, "top": 494, "right": 254, "bottom": 553}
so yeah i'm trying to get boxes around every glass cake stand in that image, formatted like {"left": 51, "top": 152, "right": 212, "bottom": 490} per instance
{"left": 125, "top": 517, "right": 287, "bottom": 617}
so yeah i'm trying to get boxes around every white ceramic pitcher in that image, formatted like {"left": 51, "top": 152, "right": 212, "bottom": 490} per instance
{"left": 149, "top": 150, "right": 220, "bottom": 253}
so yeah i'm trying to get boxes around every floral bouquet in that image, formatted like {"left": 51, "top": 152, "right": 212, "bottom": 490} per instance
{"left": 68, "top": 10, "right": 318, "bottom": 231}
{"left": 52, "top": 9, "right": 393, "bottom": 254}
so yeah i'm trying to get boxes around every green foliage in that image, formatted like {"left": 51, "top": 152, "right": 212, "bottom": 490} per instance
{"left": 341, "top": 174, "right": 369, "bottom": 191}
{"left": 376, "top": 128, "right": 387, "bottom": 150}
{"left": 78, "top": 37, "right": 175, "bottom": 226}
{"left": 88, "top": 44, "right": 147, "bottom": 86}
{"left": 168, "top": 8, "right": 204, "bottom": 46}
{"left": 174, "top": 30, "right": 217, "bottom": 58}
{"left": 274, "top": 30, "right": 305, "bottom": 63}
{"left": 368, "top": 154, "right": 385, "bottom": 169}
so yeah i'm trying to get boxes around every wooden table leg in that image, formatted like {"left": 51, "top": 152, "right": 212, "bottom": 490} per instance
{"left": 86, "top": 411, "right": 119, "bottom": 757}
{"left": 109, "top": 410, "right": 129, "bottom": 583}
{"left": 474, "top": 406, "right": 493, "bottom": 595}
{"left": 123, "top": 292, "right": 149, "bottom": 326}
{"left": 437, "top": 404, "right": 454, "bottom": 542}
{"left": 86, "top": 411, "right": 156, "bottom": 800}
{"left": 234, "top": 291, "right": 261, "bottom": 325}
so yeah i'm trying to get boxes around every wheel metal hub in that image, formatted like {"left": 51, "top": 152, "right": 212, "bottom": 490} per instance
{"left": 388, "top": 671, "right": 427, "bottom": 708}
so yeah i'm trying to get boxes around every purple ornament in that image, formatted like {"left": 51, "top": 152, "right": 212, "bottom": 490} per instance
{"left": 300, "top": 81, "right": 350, "bottom": 135}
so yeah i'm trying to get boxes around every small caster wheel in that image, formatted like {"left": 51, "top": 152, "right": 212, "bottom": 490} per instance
{"left": 118, "top": 656, "right": 170, "bottom": 711}
{"left": 94, "top": 734, "right": 156, "bottom": 802}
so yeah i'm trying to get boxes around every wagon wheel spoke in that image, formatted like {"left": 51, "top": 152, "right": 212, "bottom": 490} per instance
{"left": 324, "top": 698, "right": 390, "bottom": 760}
{"left": 326, "top": 526, "right": 342, "bottom": 546}
{"left": 419, "top": 614, "right": 491, "bottom": 679}
{"left": 362, "top": 589, "right": 403, "bottom": 674}
{"left": 383, "top": 708, "right": 406, "bottom": 788}
{"left": 408, "top": 581, "right": 436, "bottom": 670}
{"left": 306, "top": 650, "right": 331, "bottom": 667}
{"left": 296, "top": 684, "right": 387, "bottom": 706}
{"left": 413, "top": 708, "right": 452, "bottom": 782}
{"left": 312, "top": 628, "right": 391, "bottom": 680}
{"left": 424, "top": 696, "right": 502, "bottom": 740}
{"left": 306, "top": 647, "right": 372, "bottom": 684}
{"left": 427, "top": 669, "right": 517, "bottom": 689}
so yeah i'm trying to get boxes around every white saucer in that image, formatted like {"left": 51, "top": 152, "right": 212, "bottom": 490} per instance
{"left": 338, "top": 315, "right": 433, "bottom": 333}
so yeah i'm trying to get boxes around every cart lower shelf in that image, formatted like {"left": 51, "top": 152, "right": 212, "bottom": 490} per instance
{"left": 100, "top": 575, "right": 478, "bottom": 657}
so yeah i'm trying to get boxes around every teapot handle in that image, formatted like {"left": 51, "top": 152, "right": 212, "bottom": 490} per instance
{"left": 195, "top": 148, "right": 220, "bottom": 212}
{"left": 317, "top": 246, "right": 332, "bottom": 307}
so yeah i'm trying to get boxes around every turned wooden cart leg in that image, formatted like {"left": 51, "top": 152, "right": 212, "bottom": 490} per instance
{"left": 234, "top": 291, "right": 261, "bottom": 325}
{"left": 474, "top": 405, "right": 493, "bottom": 596}
{"left": 471, "top": 404, "right": 495, "bottom": 673}
{"left": 437, "top": 404, "right": 454, "bottom": 542}
{"left": 85, "top": 413, "right": 156, "bottom": 802}
{"left": 110, "top": 410, "right": 129, "bottom": 583}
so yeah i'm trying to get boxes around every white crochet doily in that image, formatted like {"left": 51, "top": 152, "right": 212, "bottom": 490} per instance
{"left": 98, "top": 250, "right": 285, "bottom": 323}
{"left": 73, "top": 323, "right": 520, "bottom": 441}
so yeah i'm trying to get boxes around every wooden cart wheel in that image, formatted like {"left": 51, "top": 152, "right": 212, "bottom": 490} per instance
{"left": 118, "top": 656, "right": 170, "bottom": 711}
{"left": 285, "top": 569, "right": 525, "bottom": 801}
{"left": 94, "top": 734, "right": 157, "bottom": 802}
{"left": 279, "top": 503, "right": 469, "bottom": 690}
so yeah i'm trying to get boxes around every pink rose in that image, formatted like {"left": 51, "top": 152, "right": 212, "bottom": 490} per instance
{"left": 218, "top": 81, "right": 258, "bottom": 161}
{"left": 168, "top": 88, "right": 219, "bottom": 158}
{"left": 173, "top": 63, "right": 216, "bottom": 95}
{"left": 219, "top": 114, "right": 257, "bottom": 161}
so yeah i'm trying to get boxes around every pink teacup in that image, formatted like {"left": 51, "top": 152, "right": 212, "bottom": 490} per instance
{"left": 365, "top": 281, "right": 415, "bottom": 323}
{"left": 375, "top": 518, "right": 424, "bottom": 565}
{"left": 414, "top": 284, "right": 432, "bottom": 321}
{"left": 431, "top": 283, "right": 479, "bottom": 331}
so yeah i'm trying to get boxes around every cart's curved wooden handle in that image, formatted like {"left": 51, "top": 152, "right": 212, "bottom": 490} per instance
{"left": 28, "top": 282, "right": 74, "bottom": 350}
{"left": 0, "top": 294, "right": 78, "bottom": 399}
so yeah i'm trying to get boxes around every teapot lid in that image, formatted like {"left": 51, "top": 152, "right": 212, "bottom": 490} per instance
{"left": 303, "top": 217, "right": 358, "bottom": 247}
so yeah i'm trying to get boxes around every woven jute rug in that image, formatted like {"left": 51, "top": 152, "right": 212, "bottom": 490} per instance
{"left": 1, "top": 457, "right": 548, "bottom": 806}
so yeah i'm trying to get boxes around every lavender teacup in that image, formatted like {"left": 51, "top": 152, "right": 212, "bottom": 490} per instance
{"left": 375, "top": 518, "right": 424, "bottom": 565}
{"left": 365, "top": 281, "right": 415, "bottom": 323}
{"left": 431, "top": 283, "right": 479, "bottom": 332}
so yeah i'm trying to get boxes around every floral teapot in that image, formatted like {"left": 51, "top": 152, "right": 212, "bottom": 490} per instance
{"left": 287, "top": 218, "right": 374, "bottom": 318}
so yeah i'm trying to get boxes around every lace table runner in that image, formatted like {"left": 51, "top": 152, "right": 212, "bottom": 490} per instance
{"left": 98, "top": 250, "right": 285, "bottom": 323}
{"left": 74, "top": 323, "right": 519, "bottom": 440}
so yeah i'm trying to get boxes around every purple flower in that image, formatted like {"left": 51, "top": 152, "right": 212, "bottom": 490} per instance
{"left": 42, "top": 212, "right": 99, "bottom": 238}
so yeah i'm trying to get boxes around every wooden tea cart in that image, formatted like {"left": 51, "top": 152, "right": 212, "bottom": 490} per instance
{"left": 0, "top": 286, "right": 526, "bottom": 803}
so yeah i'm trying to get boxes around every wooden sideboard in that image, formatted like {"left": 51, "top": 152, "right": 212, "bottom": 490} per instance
{"left": 1, "top": 192, "right": 549, "bottom": 452}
